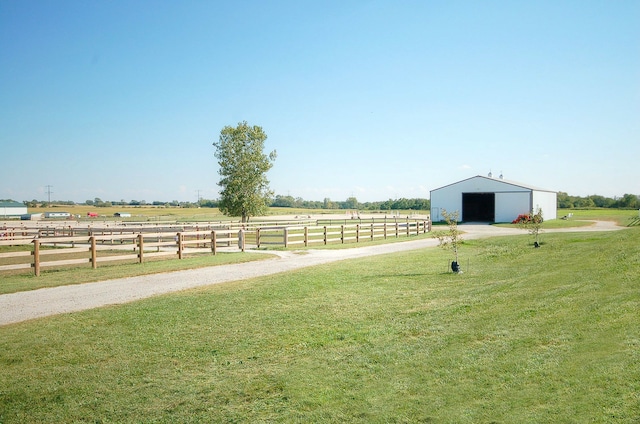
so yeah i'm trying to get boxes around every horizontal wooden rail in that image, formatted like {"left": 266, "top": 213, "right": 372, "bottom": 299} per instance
{"left": 0, "top": 229, "right": 246, "bottom": 276}
{"left": 0, "top": 263, "right": 32, "bottom": 271}
{"left": 255, "top": 220, "right": 429, "bottom": 248}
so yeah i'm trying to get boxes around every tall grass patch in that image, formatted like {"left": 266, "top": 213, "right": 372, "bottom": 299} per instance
{"left": 1, "top": 229, "right": 639, "bottom": 422}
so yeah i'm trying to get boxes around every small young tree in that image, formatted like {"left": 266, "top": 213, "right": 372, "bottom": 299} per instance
{"left": 435, "top": 209, "right": 463, "bottom": 272}
{"left": 516, "top": 207, "right": 544, "bottom": 247}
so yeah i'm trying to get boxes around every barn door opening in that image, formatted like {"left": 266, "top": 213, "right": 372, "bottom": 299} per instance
{"left": 462, "top": 193, "right": 495, "bottom": 222}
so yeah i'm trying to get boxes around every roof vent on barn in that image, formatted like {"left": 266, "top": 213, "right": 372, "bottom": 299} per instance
{"left": 488, "top": 170, "right": 493, "bottom": 178}
{"left": 499, "top": 172, "right": 504, "bottom": 179}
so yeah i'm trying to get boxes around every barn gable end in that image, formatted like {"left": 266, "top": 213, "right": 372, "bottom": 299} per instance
{"left": 430, "top": 175, "right": 557, "bottom": 223}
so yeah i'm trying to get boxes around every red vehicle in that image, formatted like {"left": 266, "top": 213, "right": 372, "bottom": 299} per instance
{"left": 87, "top": 212, "right": 99, "bottom": 218}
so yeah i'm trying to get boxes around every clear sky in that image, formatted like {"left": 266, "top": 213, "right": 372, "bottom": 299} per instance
{"left": 1, "top": 0, "right": 638, "bottom": 204}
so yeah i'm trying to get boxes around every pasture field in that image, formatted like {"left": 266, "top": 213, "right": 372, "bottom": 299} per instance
{"left": 1, "top": 226, "right": 638, "bottom": 422}
{"left": 27, "top": 204, "right": 226, "bottom": 221}
{"left": 555, "top": 208, "right": 639, "bottom": 226}
{"left": 24, "top": 205, "right": 426, "bottom": 222}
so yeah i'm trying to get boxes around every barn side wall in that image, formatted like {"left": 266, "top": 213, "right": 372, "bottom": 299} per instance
{"left": 532, "top": 191, "right": 557, "bottom": 220}
{"left": 1, "top": 206, "right": 28, "bottom": 217}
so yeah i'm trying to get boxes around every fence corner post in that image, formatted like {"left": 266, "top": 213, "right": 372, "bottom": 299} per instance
{"left": 177, "top": 232, "right": 183, "bottom": 260}
{"left": 211, "top": 230, "right": 217, "bottom": 255}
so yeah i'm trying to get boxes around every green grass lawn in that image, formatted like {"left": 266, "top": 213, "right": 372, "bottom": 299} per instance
{"left": 1, "top": 228, "right": 639, "bottom": 422}
{"left": 0, "top": 252, "right": 274, "bottom": 295}
{"left": 555, "top": 208, "right": 638, "bottom": 226}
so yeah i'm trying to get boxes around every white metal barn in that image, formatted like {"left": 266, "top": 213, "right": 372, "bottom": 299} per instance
{"left": 430, "top": 175, "right": 557, "bottom": 223}
{"left": 0, "top": 201, "right": 27, "bottom": 218}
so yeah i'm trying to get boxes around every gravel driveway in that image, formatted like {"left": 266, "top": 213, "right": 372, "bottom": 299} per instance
{"left": 0, "top": 222, "right": 623, "bottom": 326}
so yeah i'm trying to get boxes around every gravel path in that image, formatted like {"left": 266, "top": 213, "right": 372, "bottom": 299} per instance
{"left": 0, "top": 222, "right": 624, "bottom": 326}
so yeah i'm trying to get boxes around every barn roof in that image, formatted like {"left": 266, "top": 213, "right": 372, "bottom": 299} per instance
{"left": 430, "top": 175, "right": 556, "bottom": 193}
{"left": 0, "top": 200, "right": 25, "bottom": 208}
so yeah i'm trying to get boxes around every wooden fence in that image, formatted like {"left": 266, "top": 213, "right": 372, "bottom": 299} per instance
{"left": 0, "top": 218, "right": 430, "bottom": 276}
{"left": 0, "top": 229, "right": 243, "bottom": 276}
{"left": 256, "top": 220, "right": 430, "bottom": 248}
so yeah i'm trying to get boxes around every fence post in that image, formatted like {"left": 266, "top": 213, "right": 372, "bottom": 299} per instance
{"left": 256, "top": 228, "right": 261, "bottom": 249}
{"left": 341, "top": 225, "right": 344, "bottom": 244}
{"left": 177, "top": 232, "right": 183, "bottom": 259}
{"left": 91, "top": 236, "right": 97, "bottom": 269}
{"left": 284, "top": 228, "right": 288, "bottom": 248}
{"left": 211, "top": 231, "right": 217, "bottom": 255}
{"left": 32, "top": 239, "right": 40, "bottom": 277}
{"left": 138, "top": 233, "right": 144, "bottom": 263}
{"left": 356, "top": 224, "right": 360, "bottom": 243}
{"left": 238, "top": 229, "right": 245, "bottom": 252}
{"left": 304, "top": 226, "right": 309, "bottom": 247}
{"left": 428, "top": 219, "right": 432, "bottom": 232}
{"left": 384, "top": 222, "right": 387, "bottom": 239}
{"left": 371, "top": 223, "right": 375, "bottom": 241}
{"left": 395, "top": 222, "right": 399, "bottom": 238}
{"left": 324, "top": 226, "right": 327, "bottom": 245}
{"left": 406, "top": 218, "right": 410, "bottom": 237}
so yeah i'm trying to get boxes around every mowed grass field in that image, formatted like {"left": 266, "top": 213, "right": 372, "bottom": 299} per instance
{"left": 25, "top": 205, "right": 411, "bottom": 222}
{"left": 1, "top": 220, "right": 638, "bottom": 422}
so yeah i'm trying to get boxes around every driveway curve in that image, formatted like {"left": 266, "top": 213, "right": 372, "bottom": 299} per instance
{"left": 0, "top": 222, "right": 625, "bottom": 326}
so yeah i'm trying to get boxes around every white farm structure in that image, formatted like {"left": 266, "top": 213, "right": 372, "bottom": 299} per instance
{"left": 0, "top": 201, "right": 27, "bottom": 218}
{"left": 430, "top": 175, "right": 557, "bottom": 223}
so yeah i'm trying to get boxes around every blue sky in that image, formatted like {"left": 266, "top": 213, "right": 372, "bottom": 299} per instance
{"left": 1, "top": 0, "right": 638, "bottom": 203}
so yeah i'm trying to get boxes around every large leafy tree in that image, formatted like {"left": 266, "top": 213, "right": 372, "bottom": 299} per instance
{"left": 213, "top": 121, "right": 277, "bottom": 222}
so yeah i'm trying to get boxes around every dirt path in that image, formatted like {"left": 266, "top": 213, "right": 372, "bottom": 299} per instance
{"left": 0, "top": 222, "right": 624, "bottom": 326}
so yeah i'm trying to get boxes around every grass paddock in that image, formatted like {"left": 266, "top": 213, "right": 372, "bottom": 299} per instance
{"left": 1, "top": 226, "right": 639, "bottom": 422}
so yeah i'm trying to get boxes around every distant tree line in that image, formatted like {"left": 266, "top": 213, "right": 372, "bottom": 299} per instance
{"left": 17, "top": 192, "right": 639, "bottom": 211}
{"left": 271, "top": 195, "right": 430, "bottom": 211}
{"left": 557, "top": 192, "right": 639, "bottom": 209}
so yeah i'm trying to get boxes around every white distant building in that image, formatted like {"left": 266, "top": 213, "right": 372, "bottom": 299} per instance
{"left": 0, "top": 200, "right": 27, "bottom": 218}
{"left": 44, "top": 212, "right": 71, "bottom": 218}
{"left": 430, "top": 175, "right": 557, "bottom": 223}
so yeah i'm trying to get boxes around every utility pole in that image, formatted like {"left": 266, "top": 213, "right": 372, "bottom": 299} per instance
{"left": 45, "top": 185, "right": 53, "bottom": 203}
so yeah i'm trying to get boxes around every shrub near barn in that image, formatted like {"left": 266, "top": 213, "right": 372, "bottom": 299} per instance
{"left": 513, "top": 208, "right": 544, "bottom": 247}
